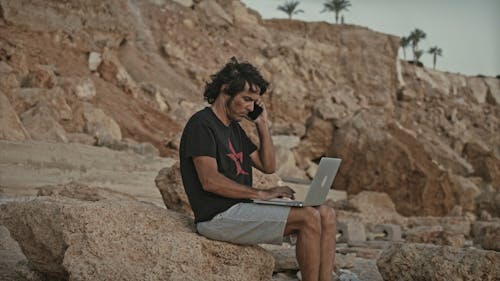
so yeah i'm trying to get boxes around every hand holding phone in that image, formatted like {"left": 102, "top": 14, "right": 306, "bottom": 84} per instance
{"left": 247, "top": 103, "right": 263, "bottom": 121}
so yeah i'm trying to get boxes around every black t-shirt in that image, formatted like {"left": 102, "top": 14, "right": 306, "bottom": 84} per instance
{"left": 179, "top": 107, "right": 257, "bottom": 223}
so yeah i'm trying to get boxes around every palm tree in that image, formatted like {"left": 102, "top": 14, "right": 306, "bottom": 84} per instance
{"left": 400, "top": 36, "right": 411, "bottom": 60}
{"left": 428, "top": 46, "right": 443, "bottom": 69}
{"left": 277, "top": 0, "right": 304, "bottom": 20}
{"left": 414, "top": 50, "right": 424, "bottom": 65}
{"left": 408, "top": 28, "right": 426, "bottom": 62}
{"left": 321, "top": 0, "right": 351, "bottom": 24}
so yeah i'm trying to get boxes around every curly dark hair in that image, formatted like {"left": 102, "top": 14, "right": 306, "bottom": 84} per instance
{"left": 203, "top": 57, "right": 269, "bottom": 104}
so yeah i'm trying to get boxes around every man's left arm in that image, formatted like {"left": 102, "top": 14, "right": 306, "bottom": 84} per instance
{"left": 250, "top": 101, "right": 276, "bottom": 174}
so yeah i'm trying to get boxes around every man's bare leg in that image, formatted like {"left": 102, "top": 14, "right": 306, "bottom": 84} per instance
{"left": 284, "top": 207, "right": 322, "bottom": 281}
{"left": 316, "top": 205, "right": 337, "bottom": 281}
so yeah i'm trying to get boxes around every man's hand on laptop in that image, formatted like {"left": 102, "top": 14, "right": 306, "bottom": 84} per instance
{"left": 258, "top": 186, "right": 295, "bottom": 200}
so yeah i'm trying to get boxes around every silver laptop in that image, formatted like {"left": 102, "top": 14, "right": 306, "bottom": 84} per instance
{"left": 253, "top": 157, "right": 342, "bottom": 207}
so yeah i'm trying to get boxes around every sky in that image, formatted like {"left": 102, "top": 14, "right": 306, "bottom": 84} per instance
{"left": 241, "top": 0, "right": 500, "bottom": 77}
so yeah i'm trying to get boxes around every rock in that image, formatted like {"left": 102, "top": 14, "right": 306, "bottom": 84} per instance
{"left": 12, "top": 87, "right": 73, "bottom": 121}
{"left": 466, "top": 76, "right": 488, "bottom": 104}
{"left": 314, "top": 98, "right": 347, "bottom": 121}
{"left": 36, "top": 182, "right": 137, "bottom": 202}
{"left": 0, "top": 225, "right": 43, "bottom": 281}
{"left": 405, "top": 216, "right": 471, "bottom": 236}
{"left": 82, "top": 102, "right": 122, "bottom": 145}
{"left": 162, "top": 43, "right": 187, "bottom": 61}
{"left": 155, "top": 161, "right": 193, "bottom": 216}
{"left": 0, "top": 0, "right": 133, "bottom": 46}
{"left": 0, "top": 197, "right": 274, "bottom": 281}
{"left": 294, "top": 117, "right": 334, "bottom": 168}
{"left": 484, "top": 77, "right": 500, "bottom": 105}
{"left": 480, "top": 210, "right": 493, "bottom": 221}
{"left": 103, "top": 138, "right": 160, "bottom": 157}
{"left": 449, "top": 175, "right": 481, "bottom": 213}
{"left": 377, "top": 243, "right": 500, "bottom": 281}
{"left": 260, "top": 244, "right": 298, "bottom": 271}
{"left": 253, "top": 169, "right": 282, "bottom": 190}
{"left": 20, "top": 65, "right": 56, "bottom": 89}
{"left": 346, "top": 258, "right": 383, "bottom": 281}
{"left": 347, "top": 191, "right": 406, "bottom": 227}
{"left": 74, "top": 77, "right": 96, "bottom": 100}
{"left": 0, "top": 92, "right": 30, "bottom": 141}
{"left": 66, "top": 132, "right": 96, "bottom": 146}
{"left": 272, "top": 135, "right": 301, "bottom": 149}
{"left": 463, "top": 141, "right": 500, "bottom": 187}
{"left": 88, "top": 52, "right": 102, "bottom": 71}
{"left": 172, "top": 0, "right": 193, "bottom": 8}
{"left": 332, "top": 111, "right": 458, "bottom": 216}
{"left": 405, "top": 225, "right": 465, "bottom": 247}
{"left": 337, "top": 269, "right": 362, "bottom": 281}
{"left": 98, "top": 50, "right": 140, "bottom": 96}
{"left": 275, "top": 146, "right": 307, "bottom": 179}
{"left": 333, "top": 253, "right": 356, "bottom": 270}
{"left": 271, "top": 123, "right": 306, "bottom": 137}
{"left": 197, "top": 0, "right": 233, "bottom": 27}
{"left": 471, "top": 221, "right": 500, "bottom": 251}
{"left": 475, "top": 188, "right": 500, "bottom": 217}
{"left": 0, "top": 140, "right": 175, "bottom": 205}
{"left": 20, "top": 101, "right": 68, "bottom": 142}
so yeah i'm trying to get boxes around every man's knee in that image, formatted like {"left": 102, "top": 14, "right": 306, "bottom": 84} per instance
{"left": 318, "top": 205, "right": 336, "bottom": 230}
{"left": 301, "top": 207, "right": 321, "bottom": 234}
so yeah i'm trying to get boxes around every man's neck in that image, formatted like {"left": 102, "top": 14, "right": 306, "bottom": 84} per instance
{"left": 211, "top": 100, "right": 231, "bottom": 126}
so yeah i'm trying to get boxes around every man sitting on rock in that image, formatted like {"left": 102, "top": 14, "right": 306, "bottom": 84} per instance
{"left": 179, "top": 57, "right": 337, "bottom": 281}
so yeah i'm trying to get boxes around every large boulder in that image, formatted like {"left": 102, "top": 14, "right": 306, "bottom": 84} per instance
{"left": 0, "top": 197, "right": 274, "bottom": 281}
{"left": 331, "top": 110, "right": 458, "bottom": 216}
{"left": 377, "top": 243, "right": 500, "bottom": 281}
{"left": 155, "top": 161, "right": 193, "bottom": 216}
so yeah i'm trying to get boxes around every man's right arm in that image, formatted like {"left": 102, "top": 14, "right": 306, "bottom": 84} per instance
{"left": 193, "top": 156, "right": 294, "bottom": 200}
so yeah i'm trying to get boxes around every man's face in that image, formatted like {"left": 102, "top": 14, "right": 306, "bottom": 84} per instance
{"left": 226, "top": 84, "right": 260, "bottom": 122}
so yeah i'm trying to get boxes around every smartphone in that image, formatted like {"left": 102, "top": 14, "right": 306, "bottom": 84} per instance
{"left": 247, "top": 103, "right": 263, "bottom": 120}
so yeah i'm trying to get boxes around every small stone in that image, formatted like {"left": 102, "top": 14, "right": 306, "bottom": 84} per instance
{"left": 88, "top": 52, "right": 102, "bottom": 71}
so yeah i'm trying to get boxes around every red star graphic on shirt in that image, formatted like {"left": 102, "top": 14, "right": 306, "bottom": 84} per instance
{"left": 226, "top": 138, "right": 249, "bottom": 176}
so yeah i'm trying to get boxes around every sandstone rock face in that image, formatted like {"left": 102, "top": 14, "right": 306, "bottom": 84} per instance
{"left": 377, "top": 243, "right": 500, "bottom": 281}
{"left": 0, "top": 197, "right": 274, "bottom": 281}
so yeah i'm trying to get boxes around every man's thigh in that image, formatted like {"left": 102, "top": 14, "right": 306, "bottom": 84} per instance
{"left": 197, "top": 203, "right": 291, "bottom": 245}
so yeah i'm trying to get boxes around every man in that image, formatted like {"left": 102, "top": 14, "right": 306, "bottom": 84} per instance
{"left": 179, "top": 57, "right": 336, "bottom": 281}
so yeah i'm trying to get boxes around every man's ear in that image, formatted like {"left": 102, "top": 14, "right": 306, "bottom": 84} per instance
{"left": 220, "top": 84, "right": 228, "bottom": 94}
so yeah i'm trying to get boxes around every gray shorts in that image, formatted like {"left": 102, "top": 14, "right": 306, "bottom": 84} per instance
{"left": 196, "top": 203, "right": 291, "bottom": 245}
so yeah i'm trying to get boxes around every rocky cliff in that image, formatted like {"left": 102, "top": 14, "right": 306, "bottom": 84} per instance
{"left": 0, "top": 0, "right": 499, "bottom": 280}
{"left": 1, "top": 0, "right": 498, "bottom": 216}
